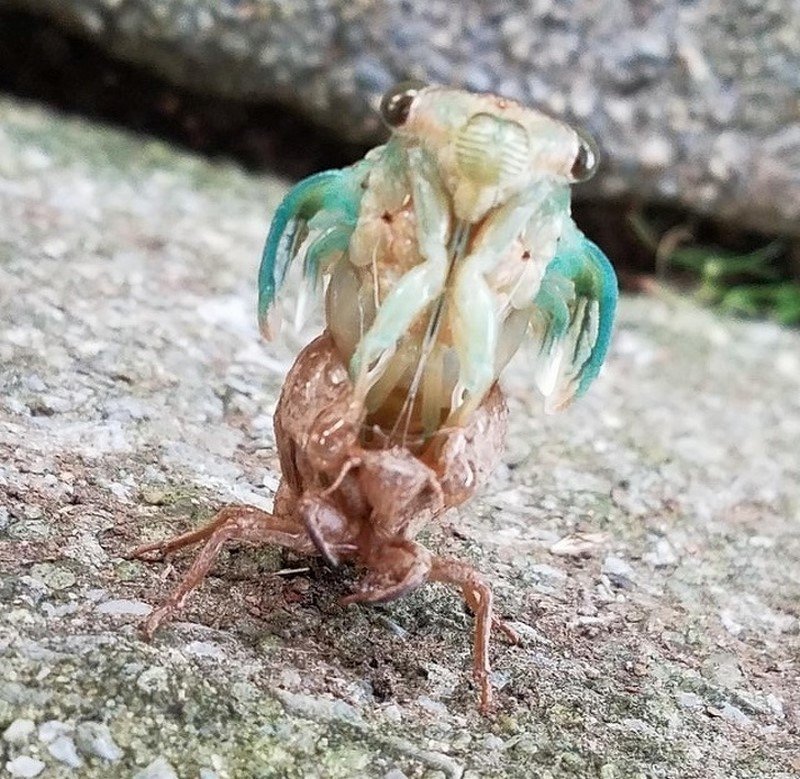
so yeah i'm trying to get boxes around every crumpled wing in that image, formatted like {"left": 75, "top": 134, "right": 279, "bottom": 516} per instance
{"left": 529, "top": 219, "right": 618, "bottom": 411}
{"left": 258, "top": 159, "right": 372, "bottom": 338}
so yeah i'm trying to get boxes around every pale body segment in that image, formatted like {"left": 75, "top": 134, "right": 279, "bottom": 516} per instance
{"left": 259, "top": 84, "right": 617, "bottom": 442}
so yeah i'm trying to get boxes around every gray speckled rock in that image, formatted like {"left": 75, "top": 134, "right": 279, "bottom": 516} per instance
{"left": 1, "top": 97, "right": 799, "bottom": 777}
{"left": 4, "top": 0, "right": 800, "bottom": 235}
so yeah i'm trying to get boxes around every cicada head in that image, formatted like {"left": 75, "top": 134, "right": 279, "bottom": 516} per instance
{"left": 379, "top": 83, "right": 598, "bottom": 222}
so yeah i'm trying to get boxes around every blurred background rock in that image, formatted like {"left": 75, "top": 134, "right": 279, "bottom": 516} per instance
{"left": 2, "top": 0, "right": 799, "bottom": 323}
{"left": 3, "top": 0, "right": 799, "bottom": 227}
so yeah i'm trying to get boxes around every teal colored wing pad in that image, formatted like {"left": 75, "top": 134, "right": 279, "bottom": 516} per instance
{"left": 532, "top": 218, "right": 618, "bottom": 405}
{"left": 258, "top": 161, "right": 371, "bottom": 335}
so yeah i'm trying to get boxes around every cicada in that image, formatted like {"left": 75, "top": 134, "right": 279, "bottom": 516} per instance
{"left": 132, "top": 84, "right": 618, "bottom": 713}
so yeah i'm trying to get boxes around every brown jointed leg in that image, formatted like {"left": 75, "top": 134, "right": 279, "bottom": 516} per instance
{"left": 429, "top": 556, "right": 518, "bottom": 714}
{"left": 492, "top": 615, "right": 521, "bottom": 646}
{"left": 130, "top": 505, "right": 315, "bottom": 639}
{"left": 298, "top": 495, "right": 360, "bottom": 566}
{"left": 128, "top": 509, "right": 235, "bottom": 561}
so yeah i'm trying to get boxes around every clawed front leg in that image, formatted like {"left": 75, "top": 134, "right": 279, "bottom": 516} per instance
{"left": 299, "top": 494, "right": 360, "bottom": 566}
{"left": 429, "top": 556, "right": 518, "bottom": 714}
{"left": 448, "top": 182, "right": 567, "bottom": 422}
{"left": 349, "top": 538, "right": 517, "bottom": 714}
{"left": 492, "top": 614, "right": 521, "bottom": 646}
{"left": 128, "top": 509, "right": 234, "bottom": 561}
{"left": 128, "top": 505, "right": 315, "bottom": 639}
{"left": 343, "top": 538, "right": 432, "bottom": 605}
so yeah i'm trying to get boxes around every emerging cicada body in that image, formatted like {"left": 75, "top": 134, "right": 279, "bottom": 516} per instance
{"left": 259, "top": 83, "right": 618, "bottom": 445}
{"left": 133, "top": 85, "right": 618, "bottom": 714}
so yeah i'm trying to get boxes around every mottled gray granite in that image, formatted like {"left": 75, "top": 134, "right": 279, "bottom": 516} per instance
{"left": 4, "top": 0, "right": 800, "bottom": 235}
{"left": 1, "top": 97, "right": 799, "bottom": 778}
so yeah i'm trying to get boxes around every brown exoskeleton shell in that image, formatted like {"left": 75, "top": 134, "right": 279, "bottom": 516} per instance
{"left": 131, "top": 332, "right": 518, "bottom": 712}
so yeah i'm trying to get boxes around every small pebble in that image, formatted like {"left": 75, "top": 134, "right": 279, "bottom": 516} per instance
{"left": 137, "top": 666, "right": 170, "bottom": 694}
{"left": 602, "top": 555, "right": 635, "bottom": 579}
{"left": 381, "top": 704, "right": 403, "bottom": 723}
{"left": 134, "top": 756, "right": 179, "bottom": 779}
{"left": 766, "top": 693, "right": 784, "bottom": 719}
{"left": 115, "top": 560, "right": 143, "bottom": 581}
{"left": 48, "top": 735, "right": 83, "bottom": 768}
{"left": 38, "top": 720, "right": 71, "bottom": 743}
{"left": 602, "top": 555, "right": 635, "bottom": 588}
{"left": 482, "top": 734, "right": 505, "bottom": 750}
{"left": 416, "top": 696, "right": 448, "bottom": 716}
{"left": 23, "top": 504, "right": 44, "bottom": 519}
{"left": 676, "top": 692, "right": 704, "bottom": 709}
{"left": 184, "top": 641, "right": 225, "bottom": 659}
{"left": 717, "top": 703, "right": 752, "bottom": 729}
{"left": 30, "top": 563, "right": 77, "bottom": 590}
{"left": 529, "top": 563, "right": 567, "bottom": 581}
{"left": 643, "top": 538, "right": 678, "bottom": 567}
{"left": 701, "top": 652, "right": 744, "bottom": 689}
{"left": 5, "top": 756, "right": 46, "bottom": 778}
{"left": 550, "top": 532, "right": 606, "bottom": 557}
{"left": 3, "top": 719, "right": 35, "bottom": 743}
{"left": 278, "top": 669, "right": 302, "bottom": 689}
{"left": 75, "top": 721, "right": 123, "bottom": 761}
{"left": 96, "top": 599, "right": 152, "bottom": 616}
{"left": 140, "top": 489, "right": 167, "bottom": 506}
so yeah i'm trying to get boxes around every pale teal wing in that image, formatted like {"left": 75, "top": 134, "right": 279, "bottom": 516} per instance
{"left": 529, "top": 219, "right": 618, "bottom": 410}
{"left": 258, "top": 157, "right": 373, "bottom": 337}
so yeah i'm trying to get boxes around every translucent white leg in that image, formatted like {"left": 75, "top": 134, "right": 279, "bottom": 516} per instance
{"left": 350, "top": 148, "right": 452, "bottom": 398}
{"left": 450, "top": 182, "right": 566, "bottom": 418}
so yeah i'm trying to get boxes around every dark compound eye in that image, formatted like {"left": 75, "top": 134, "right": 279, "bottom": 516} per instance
{"left": 379, "top": 81, "right": 426, "bottom": 128}
{"left": 571, "top": 132, "right": 599, "bottom": 181}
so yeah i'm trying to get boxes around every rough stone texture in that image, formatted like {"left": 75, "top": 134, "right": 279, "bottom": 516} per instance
{"left": 4, "top": 0, "right": 800, "bottom": 236}
{"left": 1, "top": 97, "right": 799, "bottom": 778}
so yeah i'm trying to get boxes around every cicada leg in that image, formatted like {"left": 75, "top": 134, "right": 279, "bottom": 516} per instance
{"left": 258, "top": 160, "right": 372, "bottom": 339}
{"left": 428, "top": 556, "right": 519, "bottom": 714}
{"left": 448, "top": 183, "right": 568, "bottom": 422}
{"left": 350, "top": 147, "right": 452, "bottom": 398}
{"left": 298, "top": 493, "right": 360, "bottom": 566}
{"left": 342, "top": 538, "right": 433, "bottom": 605}
{"left": 343, "top": 531, "right": 519, "bottom": 715}
{"left": 128, "top": 505, "right": 315, "bottom": 639}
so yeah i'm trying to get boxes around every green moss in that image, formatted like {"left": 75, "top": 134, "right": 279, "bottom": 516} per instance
{"left": 0, "top": 645, "right": 389, "bottom": 778}
{"left": 629, "top": 211, "right": 800, "bottom": 325}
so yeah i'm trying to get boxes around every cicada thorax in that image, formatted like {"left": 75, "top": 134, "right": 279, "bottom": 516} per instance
{"left": 326, "top": 179, "right": 539, "bottom": 449}
{"left": 326, "top": 186, "right": 453, "bottom": 447}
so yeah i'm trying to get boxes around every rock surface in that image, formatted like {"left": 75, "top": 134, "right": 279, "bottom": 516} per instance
{"left": 4, "top": 0, "right": 800, "bottom": 235}
{"left": 1, "top": 97, "right": 799, "bottom": 777}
